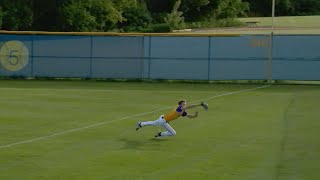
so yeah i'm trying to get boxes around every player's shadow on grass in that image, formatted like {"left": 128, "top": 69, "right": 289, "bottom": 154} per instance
{"left": 118, "top": 137, "right": 168, "bottom": 151}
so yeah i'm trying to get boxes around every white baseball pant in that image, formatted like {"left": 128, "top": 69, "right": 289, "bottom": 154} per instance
{"left": 140, "top": 115, "right": 176, "bottom": 136}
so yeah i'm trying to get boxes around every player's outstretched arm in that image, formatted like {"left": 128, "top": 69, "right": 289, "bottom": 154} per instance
{"left": 184, "top": 102, "right": 208, "bottom": 110}
{"left": 183, "top": 103, "right": 202, "bottom": 110}
{"left": 186, "top": 112, "right": 198, "bottom": 118}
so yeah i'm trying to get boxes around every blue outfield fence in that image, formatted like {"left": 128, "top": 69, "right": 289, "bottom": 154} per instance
{"left": 0, "top": 33, "right": 319, "bottom": 81}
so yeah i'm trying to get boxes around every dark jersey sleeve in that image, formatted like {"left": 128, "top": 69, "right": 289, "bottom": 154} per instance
{"left": 182, "top": 111, "right": 187, "bottom": 117}
{"left": 177, "top": 106, "right": 187, "bottom": 116}
{"left": 176, "top": 106, "right": 183, "bottom": 112}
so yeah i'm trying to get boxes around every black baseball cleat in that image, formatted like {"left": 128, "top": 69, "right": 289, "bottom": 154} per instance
{"left": 155, "top": 131, "right": 162, "bottom": 137}
{"left": 136, "top": 122, "right": 142, "bottom": 131}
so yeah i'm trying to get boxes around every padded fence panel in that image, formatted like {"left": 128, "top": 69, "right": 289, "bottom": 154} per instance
{"left": 33, "top": 35, "right": 91, "bottom": 57}
{"left": 211, "top": 60, "right": 265, "bottom": 80}
{"left": 33, "top": 57, "right": 91, "bottom": 78}
{"left": 91, "top": 58, "right": 143, "bottom": 79}
{"left": 150, "top": 37, "right": 209, "bottom": 59}
{"left": 91, "top": 36, "right": 144, "bottom": 79}
{"left": 273, "top": 60, "right": 320, "bottom": 80}
{"left": 149, "top": 37, "right": 209, "bottom": 80}
{"left": 210, "top": 36, "right": 269, "bottom": 80}
{"left": 273, "top": 36, "right": 320, "bottom": 80}
{"left": 1, "top": 34, "right": 320, "bottom": 81}
{"left": 0, "top": 35, "right": 33, "bottom": 77}
{"left": 92, "top": 36, "right": 143, "bottom": 58}
{"left": 32, "top": 35, "right": 91, "bottom": 78}
{"left": 149, "top": 59, "right": 208, "bottom": 80}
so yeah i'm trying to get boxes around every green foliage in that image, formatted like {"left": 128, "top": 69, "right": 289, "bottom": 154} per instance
{"left": 215, "top": 0, "right": 249, "bottom": 19}
{"left": 145, "top": 0, "right": 174, "bottom": 23}
{"left": 0, "top": 0, "right": 33, "bottom": 30}
{"left": 0, "top": 6, "right": 4, "bottom": 29}
{"left": 59, "top": 1, "right": 96, "bottom": 31}
{"left": 0, "top": 0, "right": 319, "bottom": 32}
{"left": 142, "top": 23, "right": 171, "bottom": 32}
{"left": 179, "top": 0, "right": 249, "bottom": 21}
{"left": 193, "top": 0, "right": 220, "bottom": 20}
{"left": 244, "top": 0, "right": 320, "bottom": 16}
{"left": 32, "top": 0, "right": 64, "bottom": 31}
{"left": 186, "top": 18, "right": 244, "bottom": 29}
{"left": 114, "top": 0, "right": 152, "bottom": 32}
{"left": 243, "top": 0, "right": 271, "bottom": 16}
{"left": 145, "top": 0, "right": 173, "bottom": 13}
{"left": 290, "top": 0, "right": 320, "bottom": 15}
{"left": 180, "top": 0, "right": 210, "bottom": 21}
{"left": 276, "top": 0, "right": 293, "bottom": 15}
{"left": 59, "top": 0, "right": 123, "bottom": 32}
{"left": 164, "top": 0, "right": 185, "bottom": 31}
{"left": 150, "top": 12, "right": 167, "bottom": 23}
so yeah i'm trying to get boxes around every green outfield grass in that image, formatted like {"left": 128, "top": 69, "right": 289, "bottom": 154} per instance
{"left": 239, "top": 16, "right": 320, "bottom": 28}
{"left": 194, "top": 28, "right": 320, "bottom": 35}
{"left": 193, "top": 16, "right": 320, "bottom": 34}
{"left": 0, "top": 80, "right": 319, "bottom": 180}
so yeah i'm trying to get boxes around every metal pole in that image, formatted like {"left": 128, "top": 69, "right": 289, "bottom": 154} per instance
{"left": 269, "top": 0, "right": 275, "bottom": 83}
{"left": 272, "top": 0, "right": 276, "bottom": 31}
{"left": 148, "top": 36, "right": 151, "bottom": 80}
{"left": 269, "top": 32, "right": 273, "bottom": 83}
{"left": 141, "top": 36, "right": 145, "bottom": 80}
{"left": 208, "top": 37, "right": 211, "bottom": 81}
{"left": 90, "top": 36, "right": 93, "bottom": 79}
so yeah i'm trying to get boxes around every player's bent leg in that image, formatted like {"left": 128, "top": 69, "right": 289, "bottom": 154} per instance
{"left": 136, "top": 115, "right": 165, "bottom": 131}
{"left": 159, "top": 123, "right": 176, "bottom": 137}
{"left": 141, "top": 121, "right": 157, "bottom": 126}
{"left": 136, "top": 121, "right": 143, "bottom": 131}
{"left": 141, "top": 115, "right": 164, "bottom": 127}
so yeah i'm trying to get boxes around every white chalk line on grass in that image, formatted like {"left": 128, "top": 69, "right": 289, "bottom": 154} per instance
{"left": 0, "top": 85, "right": 271, "bottom": 150}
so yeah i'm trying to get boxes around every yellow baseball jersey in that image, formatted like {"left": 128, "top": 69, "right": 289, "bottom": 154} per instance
{"left": 163, "top": 106, "right": 187, "bottom": 122}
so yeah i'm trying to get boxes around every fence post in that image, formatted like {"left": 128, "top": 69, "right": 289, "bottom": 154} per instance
{"left": 31, "top": 35, "right": 34, "bottom": 78}
{"left": 141, "top": 36, "right": 144, "bottom": 79}
{"left": 269, "top": 32, "right": 274, "bottom": 83}
{"left": 90, "top": 36, "right": 93, "bottom": 79}
{"left": 208, "top": 36, "right": 212, "bottom": 81}
{"left": 148, "top": 36, "right": 152, "bottom": 80}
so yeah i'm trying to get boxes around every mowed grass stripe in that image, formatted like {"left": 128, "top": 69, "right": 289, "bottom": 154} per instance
{"left": 276, "top": 89, "right": 320, "bottom": 180}
{"left": 0, "top": 81, "right": 319, "bottom": 180}
{"left": 0, "top": 82, "right": 269, "bottom": 149}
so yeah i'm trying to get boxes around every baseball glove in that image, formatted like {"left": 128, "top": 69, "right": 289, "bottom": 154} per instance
{"left": 201, "top": 102, "right": 209, "bottom": 110}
